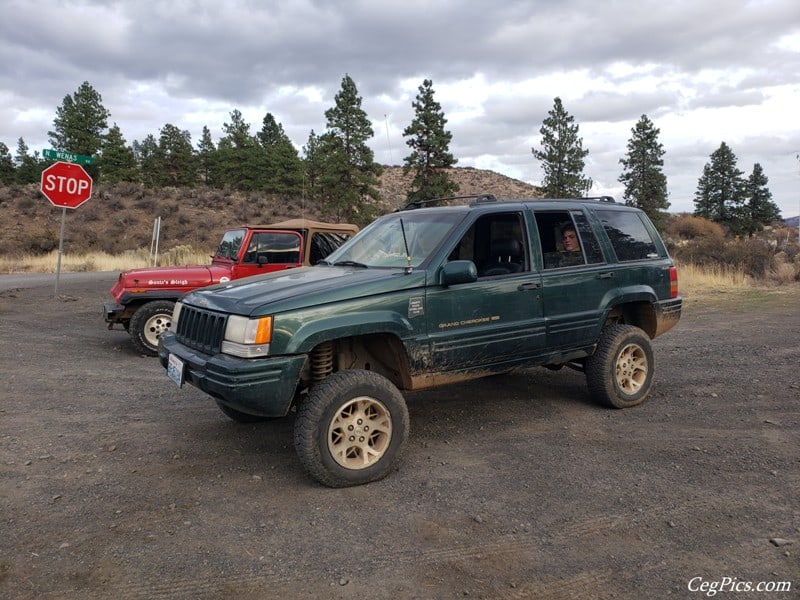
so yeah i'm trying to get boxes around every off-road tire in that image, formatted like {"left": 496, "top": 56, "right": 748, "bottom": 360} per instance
{"left": 585, "top": 324, "right": 654, "bottom": 409}
{"left": 129, "top": 300, "right": 175, "bottom": 356}
{"left": 294, "top": 369, "right": 409, "bottom": 488}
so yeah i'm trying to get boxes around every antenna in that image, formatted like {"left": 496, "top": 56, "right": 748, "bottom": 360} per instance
{"left": 384, "top": 114, "right": 393, "bottom": 164}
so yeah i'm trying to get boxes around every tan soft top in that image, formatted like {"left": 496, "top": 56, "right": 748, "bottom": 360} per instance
{"left": 255, "top": 219, "right": 359, "bottom": 234}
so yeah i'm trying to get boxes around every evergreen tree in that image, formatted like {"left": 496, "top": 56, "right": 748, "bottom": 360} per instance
{"left": 196, "top": 126, "right": 217, "bottom": 186}
{"left": 99, "top": 123, "right": 138, "bottom": 183}
{"left": 319, "top": 74, "right": 382, "bottom": 224}
{"left": 14, "top": 138, "right": 40, "bottom": 184}
{"left": 216, "top": 109, "right": 261, "bottom": 191}
{"left": 742, "top": 163, "right": 781, "bottom": 234}
{"left": 0, "top": 142, "right": 14, "bottom": 184}
{"left": 134, "top": 134, "right": 160, "bottom": 188}
{"left": 532, "top": 97, "right": 591, "bottom": 197}
{"left": 48, "top": 81, "right": 109, "bottom": 179}
{"left": 258, "top": 113, "right": 303, "bottom": 195}
{"left": 618, "top": 115, "right": 669, "bottom": 229}
{"left": 156, "top": 124, "right": 196, "bottom": 187}
{"left": 402, "top": 79, "right": 458, "bottom": 203}
{"left": 302, "top": 129, "right": 324, "bottom": 204}
{"left": 693, "top": 142, "right": 746, "bottom": 231}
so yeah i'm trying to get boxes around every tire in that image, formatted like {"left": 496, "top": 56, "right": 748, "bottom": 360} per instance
{"left": 585, "top": 324, "right": 654, "bottom": 409}
{"left": 294, "top": 370, "right": 409, "bottom": 488}
{"left": 129, "top": 300, "right": 175, "bottom": 356}
{"left": 215, "top": 401, "right": 274, "bottom": 423}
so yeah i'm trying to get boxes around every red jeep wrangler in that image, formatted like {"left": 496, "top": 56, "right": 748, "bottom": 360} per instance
{"left": 104, "top": 219, "right": 358, "bottom": 355}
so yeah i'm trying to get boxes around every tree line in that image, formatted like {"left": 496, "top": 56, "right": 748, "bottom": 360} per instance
{"left": 0, "top": 79, "right": 782, "bottom": 233}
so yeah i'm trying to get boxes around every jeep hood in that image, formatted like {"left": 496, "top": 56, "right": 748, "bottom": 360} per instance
{"left": 182, "top": 266, "right": 428, "bottom": 316}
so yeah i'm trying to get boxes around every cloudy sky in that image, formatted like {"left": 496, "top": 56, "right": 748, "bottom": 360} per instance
{"left": 2, "top": 0, "right": 799, "bottom": 217}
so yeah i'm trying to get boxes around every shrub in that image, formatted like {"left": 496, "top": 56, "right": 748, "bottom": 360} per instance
{"left": 665, "top": 214, "right": 726, "bottom": 240}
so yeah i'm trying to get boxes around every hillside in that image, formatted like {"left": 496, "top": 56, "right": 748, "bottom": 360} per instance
{"left": 0, "top": 166, "right": 541, "bottom": 256}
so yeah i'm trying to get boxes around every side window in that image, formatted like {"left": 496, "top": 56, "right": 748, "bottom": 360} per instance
{"left": 243, "top": 232, "right": 301, "bottom": 264}
{"left": 573, "top": 213, "right": 604, "bottom": 264}
{"left": 596, "top": 210, "right": 659, "bottom": 261}
{"left": 535, "top": 211, "right": 592, "bottom": 269}
{"left": 309, "top": 232, "right": 352, "bottom": 265}
{"left": 448, "top": 212, "right": 528, "bottom": 277}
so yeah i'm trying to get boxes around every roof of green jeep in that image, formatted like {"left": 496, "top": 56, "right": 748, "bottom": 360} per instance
{"left": 399, "top": 195, "right": 638, "bottom": 214}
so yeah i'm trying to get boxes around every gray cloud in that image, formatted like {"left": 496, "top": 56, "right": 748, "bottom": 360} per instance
{"left": 1, "top": 0, "right": 798, "bottom": 215}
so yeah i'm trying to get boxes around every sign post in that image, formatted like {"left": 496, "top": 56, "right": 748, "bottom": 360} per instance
{"left": 40, "top": 161, "right": 94, "bottom": 296}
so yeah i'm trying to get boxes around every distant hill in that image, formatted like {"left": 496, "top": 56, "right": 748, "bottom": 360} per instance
{"left": 0, "top": 166, "right": 541, "bottom": 256}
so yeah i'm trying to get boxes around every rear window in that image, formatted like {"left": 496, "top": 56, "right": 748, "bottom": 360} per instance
{"left": 596, "top": 210, "right": 659, "bottom": 262}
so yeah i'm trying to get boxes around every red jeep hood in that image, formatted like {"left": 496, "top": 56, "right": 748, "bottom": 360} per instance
{"left": 111, "top": 264, "right": 234, "bottom": 298}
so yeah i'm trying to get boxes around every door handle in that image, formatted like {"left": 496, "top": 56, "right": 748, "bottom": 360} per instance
{"left": 518, "top": 282, "right": 541, "bottom": 291}
{"left": 597, "top": 272, "right": 614, "bottom": 279}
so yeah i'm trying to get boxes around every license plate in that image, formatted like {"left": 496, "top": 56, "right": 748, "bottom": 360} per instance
{"left": 167, "top": 353, "right": 185, "bottom": 387}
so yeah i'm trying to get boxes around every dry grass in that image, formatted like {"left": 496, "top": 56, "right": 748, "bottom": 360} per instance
{"left": 0, "top": 247, "right": 212, "bottom": 273}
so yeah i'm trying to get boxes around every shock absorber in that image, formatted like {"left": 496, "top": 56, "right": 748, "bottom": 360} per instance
{"left": 310, "top": 341, "right": 334, "bottom": 382}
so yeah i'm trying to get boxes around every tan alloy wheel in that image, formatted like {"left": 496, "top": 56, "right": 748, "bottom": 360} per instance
{"left": 144, "top": 312, "right": 172, "bottom": 348}
{"left": 327, "top": 396, "right": 392, "bottom": 469}
{"left": 615, "top": 343, "right": 648, "bottom": 394}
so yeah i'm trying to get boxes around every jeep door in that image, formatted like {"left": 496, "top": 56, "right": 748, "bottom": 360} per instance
{"left": 425, "top": 210, "right": 546, "bottom": 373}
{"left": 533, "top": 209, "right": 616, "bottom": 350}
{"left": 232, "top": 230, "right": 304, "bottom": 279}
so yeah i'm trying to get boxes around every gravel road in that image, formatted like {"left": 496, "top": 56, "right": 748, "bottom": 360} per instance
{"left": 1, "top": 273, "right": 798, "bottom": 599}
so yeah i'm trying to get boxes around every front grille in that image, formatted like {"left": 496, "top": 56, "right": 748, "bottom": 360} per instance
{"left": 175, "top": 306, "right": 227, "bottom": 355}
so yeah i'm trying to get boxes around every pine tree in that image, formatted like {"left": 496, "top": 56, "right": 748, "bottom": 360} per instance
{"left": 402, "top": 79, "right": 458, "bottom": 203}
{"left": 742, "top": 163, "right": 781, "bottom": 234}
{"left": 258, "top": 113, "right": 303, "bottom": 195}
{"left": 99, "top": 124, "right": 138, "bottom": 183}
{"left": 156, "top": 124, "right": 196, "bottom": 187}
{"left": 14, "top": 138, "right": 40, "bottom": 184}
{"left": 196, "top": 126, "right": 217, "bottom": 186}
{"left": 48, "top": 81, "right": 109, "bottom": 179}
{"left": 216, "top": 109, "right": 261, "bottom": 191}
{"left": 320, "top": 74, "right": 382, "bottom": 224}
{"left": 693, "top": 142, "right": 746, "bottom": 232}
{"left": 618, "top": 115, "right": 669, "bottom": 229}
{"left": 0, "top": 142, "right": 14, "bottom": 184}
{"left": 532, "top": 97, "right": 591, "bottom": 197}
{"left": 133, "top": 134, "right": 160, "bottom": 188}
{"left": 302, "top": 129, "right": 324, "bottom": 204}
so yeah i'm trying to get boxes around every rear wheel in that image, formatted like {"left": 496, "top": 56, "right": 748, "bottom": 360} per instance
{"left": 129, "top": 300, "right": 175, "bottom": 356}
{"left": 294, "top": 370, "right": 409, "bottom": 487}
{"left": 585, "top": 324, "right": 654, "bottom": 408}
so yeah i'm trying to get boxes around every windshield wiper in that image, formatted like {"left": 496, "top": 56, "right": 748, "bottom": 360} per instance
{"left": 333, "top": 260, "right": 369, "bottom": 268}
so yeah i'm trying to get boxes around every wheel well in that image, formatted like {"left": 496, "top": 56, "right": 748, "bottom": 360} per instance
{"left": 305, "top": 334, "right": 412, "bottom": 391}
{"left": 604, "top": 302, "right": 658, "bottom": 338}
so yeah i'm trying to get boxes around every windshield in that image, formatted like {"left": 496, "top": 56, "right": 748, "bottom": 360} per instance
{"left": 324, "top": 211, "right": 463, "bottom": 268}
{"left": 215, "top": 229, "right": 246, "bottom": 260}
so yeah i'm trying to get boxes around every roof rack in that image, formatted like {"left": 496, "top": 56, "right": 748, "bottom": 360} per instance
{"left": 581, "top": 196, "right": 616, "bottom": 203}
{"left": 401, "top": 193, "right": 497, "bottom": 211}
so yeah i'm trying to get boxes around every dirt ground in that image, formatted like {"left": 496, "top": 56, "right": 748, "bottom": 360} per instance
{"left": 1, "top": 273, "right": 798, "bottom": 600}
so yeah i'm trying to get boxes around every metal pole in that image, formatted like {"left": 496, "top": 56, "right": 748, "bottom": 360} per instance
{"left": 54, "top": 206, "right": 66, "bottom": 297}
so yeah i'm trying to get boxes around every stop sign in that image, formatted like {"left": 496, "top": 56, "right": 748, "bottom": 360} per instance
{"left": 40, "top": 161, "right": 93, "bottom": 209}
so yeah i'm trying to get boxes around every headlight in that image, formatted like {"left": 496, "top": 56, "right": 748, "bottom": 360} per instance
{"left": 172, "top": 301, "right": 183, "bottom": 326}
{"left": 221, "top": 315, "right": 272, "bottom": 358}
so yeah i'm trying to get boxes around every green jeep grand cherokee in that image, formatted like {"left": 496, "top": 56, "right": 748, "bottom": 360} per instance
{"left": 159, "top": 195, "right": 682, "bottom": 487}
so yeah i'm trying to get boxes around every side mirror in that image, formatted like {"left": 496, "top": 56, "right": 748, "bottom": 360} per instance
{"left": 441, "top": 260, "right": 478, "bottom": 286}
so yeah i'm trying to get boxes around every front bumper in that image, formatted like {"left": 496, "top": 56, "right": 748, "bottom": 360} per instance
{"left": 158, "top": 332, "right": 307, "bottom": 418}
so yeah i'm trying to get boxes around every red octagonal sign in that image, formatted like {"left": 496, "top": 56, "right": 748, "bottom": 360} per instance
{"left": 41, "top": 161, "right": 93, "bottom": 209}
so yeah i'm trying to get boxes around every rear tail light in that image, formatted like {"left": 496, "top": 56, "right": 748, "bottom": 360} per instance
{"left": 669, "top": 266, "right": 679, "bottom": 298}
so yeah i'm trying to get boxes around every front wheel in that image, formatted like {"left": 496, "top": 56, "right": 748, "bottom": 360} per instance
{"left": 294, "top": 370, "right": 409, "bottom": 488}
{"left": 585, "top": 324, "right": 654, "bottom": 409}
{"left": 129, "top": 300, "right": 175, "bottom": 356}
